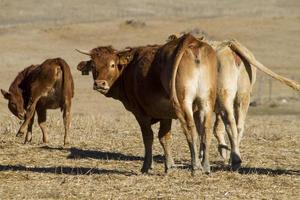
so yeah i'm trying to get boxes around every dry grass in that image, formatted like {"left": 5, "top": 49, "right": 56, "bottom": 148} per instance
{"left": 0, "top": 111, "right": 299, "bottom": 199}
{"left": 0, "top": 1, "right": 300, "bottom": 199}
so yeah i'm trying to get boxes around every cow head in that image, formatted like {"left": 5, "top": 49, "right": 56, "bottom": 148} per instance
{"left": 1, "top": 89, "right": 25, "bottom": 120}
{"left": 76, "top": 46, "right": 133, "bottom": 95}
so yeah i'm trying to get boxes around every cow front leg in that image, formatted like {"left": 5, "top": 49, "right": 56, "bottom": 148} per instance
{"left": 158, "top": 119, "right": 175, "bottom": 173}
{"left": 18, "top": 100, "right": 38, "bottom": 142}
{"left": 63, "top": 101, "right": 71, "bottom": 146}
{"left": 136, "top": 117, "right": 154, "bottom": 173}
{"left": 24, "top": 112, "right": 35, "bottom": 144}
{"left": 37, "top": 107, "right": 48, "bottom": 143}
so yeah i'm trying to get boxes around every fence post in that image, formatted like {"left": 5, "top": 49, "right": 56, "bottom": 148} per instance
{"left": 268, "top": 78, "right": 272, "bottom": 102}
{"left": 257, "top": 75, "right": 263, "bottom": 104}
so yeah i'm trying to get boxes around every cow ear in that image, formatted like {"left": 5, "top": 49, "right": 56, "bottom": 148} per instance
{"left": 1, "top": 89, "right": 10, "bottom": 100}
{"left": 119, "top": 54, "right": 132, "bottom": 66}
{"left": 198, "top": 35, "right": 205, "bottom": 41}
{"left": 167, "top": 34, "right": 178, "bottom": 42}
{"left": 77, "top": 61, "right": 91, "bottom": 75}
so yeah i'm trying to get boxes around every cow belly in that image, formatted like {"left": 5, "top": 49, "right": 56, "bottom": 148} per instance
{"left": 142, "top": 96, "right": 177, "bottom": 119}
{"left": 38, "top": 97, "right": 61, "bottom": 109}
{"left": 38, "top": 81, "right": 63, "bottom": 109}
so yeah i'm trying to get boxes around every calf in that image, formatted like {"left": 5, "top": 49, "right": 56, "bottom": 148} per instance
{"left": 1, "top": 58, "right": 74, "bottom": 145}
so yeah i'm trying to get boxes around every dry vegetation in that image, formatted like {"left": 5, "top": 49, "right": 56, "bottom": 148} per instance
{"left": 0, "top": 113, "right": 299, "bottom": 199}
{"left": 0, "top": 0, "right": 299, "bottom": 199}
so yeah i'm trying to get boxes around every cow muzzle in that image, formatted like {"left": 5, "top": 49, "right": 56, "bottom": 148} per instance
{"left": 18, "top": 112, "right": 25, "bottom": 120}
{"left": 93, "top": 80, "right": 110, "bottom": 94}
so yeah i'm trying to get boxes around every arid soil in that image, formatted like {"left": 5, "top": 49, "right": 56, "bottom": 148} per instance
{"left": 0, "top": 0, "right": 299, "bottom": 199}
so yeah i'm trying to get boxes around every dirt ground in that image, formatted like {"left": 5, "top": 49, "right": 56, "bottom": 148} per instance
{"left": 0, "top": 0, "right": 299, "bottom": 199}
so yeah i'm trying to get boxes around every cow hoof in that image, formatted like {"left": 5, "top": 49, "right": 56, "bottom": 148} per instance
{"left": 16, "top": 131, "right": 24, "bottom": 137}
{"left": 201, "top": 161, "right": 211, "bottom": 174}
{"left": 150, "top": 162, "right": 154, "bottom": 170}
{"left": 42, "top": 137, "right": 49, "bottom": 144}
{"left": 164, "top": 158, "right": 175, "bottom": 173}
{"left": 231, "top": 162, "right": 241, "bottom": 171}
{"left": 202, "top": 165, "right": 211, "bottom": 175}
{"left": 164, "top": 164, "right": 176, "bottom": 174}
{"left": 191, "top": 169, "right": 201, "bottom": 176}
{"left": 230, "top": 152, "right": 242, "bottom": 171}
{"left": 141, "top": 159, "right": 152, "bottom": 173}
{"left": 218, "top": 144, "right": 229, "bottom": 161}
{"left": 191, "top": 162, "right": 203, "bottom": 176}
{"left": 141, "top": 167, "right": 150, "bottom": 174}
{"left": 24, "top": 138, "right": 32, "bottom": 144}
{"left": 24, "top": 140, "right": 30, "bottom": 144}
{"left": 63, "top": 141, "right": 70, "bottom": 147}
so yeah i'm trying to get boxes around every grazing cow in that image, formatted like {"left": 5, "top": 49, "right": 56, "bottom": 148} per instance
{"left": 1, "top": 58, "right": 74, "bottom": 145}
{"left": 76, "top": 34, "right": 218, "bottom": 174}
{"left": 168, "top": 34, "right": 300, "bottom": 170}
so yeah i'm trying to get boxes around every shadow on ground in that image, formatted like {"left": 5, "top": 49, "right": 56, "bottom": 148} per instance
{"left": 0, "top": 164, "right": 137, "bottom": 176}
{"left": 211, "top": 163, "right": 300, "bottom": 176}
{"left": 39, "top": 146, "right": 164, "bottom": 163}
{"left": 37, "top": 146, "right": 300, "bottom": 176}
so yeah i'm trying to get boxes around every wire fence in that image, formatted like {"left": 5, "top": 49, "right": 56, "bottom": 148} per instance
{"left": 251, "top": 74, "right": 300, "bottom": 105}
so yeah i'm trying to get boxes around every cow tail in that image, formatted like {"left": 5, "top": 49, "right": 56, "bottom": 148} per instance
{"left": 170, "top": 34, "right": 195, "bottom": 124}
{"left": 228, "top": 39, "right": 300, "bottom": 91}
{"left": 56, "top": 58, "right": 74, "bottom": 110}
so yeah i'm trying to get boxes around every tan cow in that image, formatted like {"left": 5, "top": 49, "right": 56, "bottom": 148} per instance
{"left": 169, "top": 34, "right": 300, "bottom": 170}
{"left": 76, "top": 34, "right": 218, "bottom": 174}
{"left": 1, "top": 58, "right": 74, "bottom": 145}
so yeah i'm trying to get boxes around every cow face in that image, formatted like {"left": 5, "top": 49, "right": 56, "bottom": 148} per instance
{"left": 1, "top": 89, "right": 25, "bottom": 120}
{"left": 76, "top": 47, "right": 133, "bottom": 95}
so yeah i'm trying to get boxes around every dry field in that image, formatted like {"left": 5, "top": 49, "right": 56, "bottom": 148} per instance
{"left": 0, "top": 0, "right": 299, "bottom": 199}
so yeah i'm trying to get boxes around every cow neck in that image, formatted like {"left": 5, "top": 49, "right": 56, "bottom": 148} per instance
{"left": 9, "top": 65, "right": 38, "bottom": 107}
{"left": 105, "top": 65, "right": 128, "bottom": 102}
{"left": 105, "top": 48, "right": 138, "bottom": 101}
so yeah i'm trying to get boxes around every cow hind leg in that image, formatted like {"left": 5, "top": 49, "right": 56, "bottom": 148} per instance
{"left": 37, "top": 107, "right": 48, "bottom": 143}
{"left": 136, "top": 117, "right": 154, "bottom": 173}
{"left": 236, "top": 93, "right": 250, "bottom": 145}
{"left": 214, "top": 114, "right": 229, "bottom": 161}
{"left": 221, "top": 102, "right": 241, "bottom": 171}
{"left": 179, "top": 100, "right": 201, "bottom": 175}
{"left": 194, "top": 110, "right": 203, "bottom": 160}
{"left": 63, "top": 101, "right": 71, "bottom": 146}
{"left": 158, "top": 119, "right": 175, "bottom": 173}
{"left": 196, "top": 100, "right": 214, "bottom": 174}
{"left": 24, "top": 112, "right": 35, "bottom": 144}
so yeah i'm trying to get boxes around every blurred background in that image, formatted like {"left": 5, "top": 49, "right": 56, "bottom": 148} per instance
{"left": 0, "top": 0, "right": 299, "bottom": 115}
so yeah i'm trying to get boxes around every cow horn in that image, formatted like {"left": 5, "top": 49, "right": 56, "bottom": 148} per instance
{"left": 75, "top": 49, "right": 91, "bottom": 56}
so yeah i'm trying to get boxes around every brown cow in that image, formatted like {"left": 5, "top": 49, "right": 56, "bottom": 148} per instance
{"left": 1, "top": 58, "right": 74, "bottom": 145}
{"left": 168, "top": 34, "right": 300, "bottom": 170}
{"left": 76, "top": 34, "right": 218, "bottom": 174}
{"left": 213, "top": 39, "right": 300, "bottom": 170}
